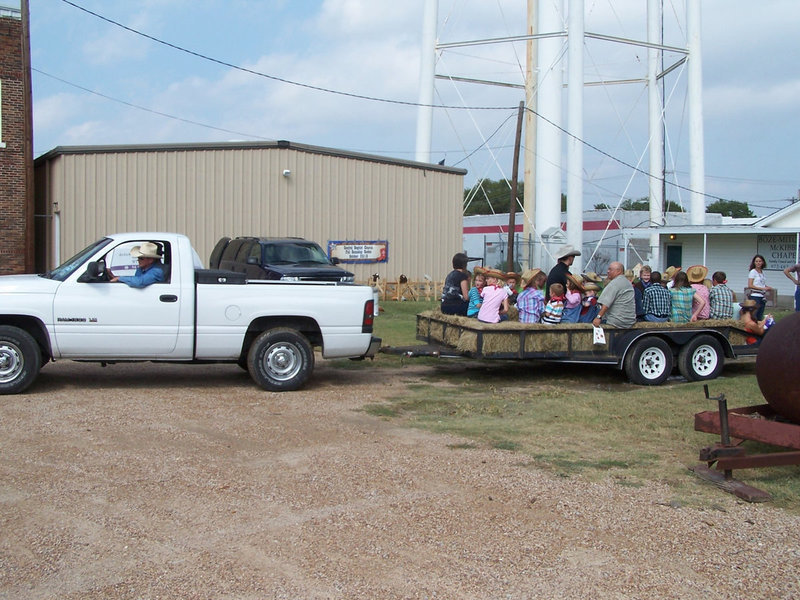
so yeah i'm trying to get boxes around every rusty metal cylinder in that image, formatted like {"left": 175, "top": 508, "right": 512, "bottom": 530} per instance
{"left": 756, "top": 312, "right": 800, "bottom": 423}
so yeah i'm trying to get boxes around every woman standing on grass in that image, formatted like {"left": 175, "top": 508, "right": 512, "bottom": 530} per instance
{"left": 747, "top": 254, "right": 771, "bottom": 321}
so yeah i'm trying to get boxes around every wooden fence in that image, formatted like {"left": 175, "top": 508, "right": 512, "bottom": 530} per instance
{"left": 357, "top": 277, "right": 443, "bottom": 302}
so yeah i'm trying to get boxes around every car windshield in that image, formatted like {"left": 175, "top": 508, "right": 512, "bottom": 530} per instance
{"left": 40, "top": 237, "right": 113, "bottom": 281}
{"left": 271, "top": 243, "right": 331, "bottom": 265}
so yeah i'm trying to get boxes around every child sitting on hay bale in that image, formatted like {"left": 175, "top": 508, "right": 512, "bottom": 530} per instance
{"left": 562, "top": 274, "right": 585, "bottom": 323}
{"left": 517, "top": 268, "right": 547, "bottom": 323}
{"left": 477, "top": 269, "right": 510, "bottom": 323}
{"left": 466, "top": 271, "right": 485, "bottom": 318}
{"left": 542, "top": 282, "right": 566, "bottom": 325}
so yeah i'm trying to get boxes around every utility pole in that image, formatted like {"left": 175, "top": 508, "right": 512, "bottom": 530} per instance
{"left": 523, "top": 0, "right": 537, "bottom": 260}
{"left": 507, "top": 101, "right": 525, "bottom": 272}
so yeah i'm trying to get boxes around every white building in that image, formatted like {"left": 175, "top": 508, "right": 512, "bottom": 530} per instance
{"left": 463, "top": 206, "right": 799, "bottom": 308}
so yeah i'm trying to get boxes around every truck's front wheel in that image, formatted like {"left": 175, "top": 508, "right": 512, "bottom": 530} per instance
{"left": 247, "top": 328, "right": 314, "bottom": 391}
{"left": 0, "top": 326, "right": 42, "bottom": 395}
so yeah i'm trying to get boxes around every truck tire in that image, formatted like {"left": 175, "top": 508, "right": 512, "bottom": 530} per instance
{"left": 0, "top": 326, "right": 42, "bottom": 395}
{"left": 624, "top": 337, "right": 673, "bottom": 386}
{"left": 678, "top": 335, "right": 724, "bottom": 382}
{"left": 247, "top": 328, "right": 314, "bottom": 391}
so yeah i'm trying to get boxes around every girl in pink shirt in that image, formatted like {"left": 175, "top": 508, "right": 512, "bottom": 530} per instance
{"left": 477, "top": 272, "right": 510, "bottom": 323}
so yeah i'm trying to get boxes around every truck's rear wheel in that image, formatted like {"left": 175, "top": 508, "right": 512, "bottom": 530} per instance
{"left": 247, "top": 328, "right": 314, "bottom": 391}
{"left": 0, "top": 326, "right": 42, "bottom": 395}
{"left": 678, "top": 335, "right": 724, "bottom": 381}
{"left": 624, "top": 337, "right": 673, "bottom": 386}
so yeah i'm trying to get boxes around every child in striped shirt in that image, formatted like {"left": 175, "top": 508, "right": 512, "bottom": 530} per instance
{"left": 542, "top": 282, "right": 566, "bottom": 325}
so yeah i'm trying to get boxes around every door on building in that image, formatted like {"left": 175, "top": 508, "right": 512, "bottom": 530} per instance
{"left": 665, "top": 244, "right": 682, "bottom": 269}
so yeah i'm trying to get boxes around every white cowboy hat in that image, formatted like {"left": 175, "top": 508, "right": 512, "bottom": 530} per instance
{"left": 130, "top": 242, "right": 162, "bottom": 259}
{"left": 556, "top": 244, "right": 581, "bottom": 260}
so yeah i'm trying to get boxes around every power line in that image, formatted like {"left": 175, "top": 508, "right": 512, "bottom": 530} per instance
{"left": 33, "top": 68, "right": 275, "bottom": 141}
{"left": 522, "top": 106, "right": 732, "bottom": 204}
{"left": 60, "top": 0, "right": 512, "bottom": 112}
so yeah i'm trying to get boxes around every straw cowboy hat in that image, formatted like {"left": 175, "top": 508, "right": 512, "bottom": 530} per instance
{"left": 582, "top": 271, "right": 603, "bottom": 284}
{"left": 566, "top": 272, "right": 585, "bottom": 292}
{"left": 583, "top": 282, "right": 601, "bottom": 292}
{"left": 130, "top": 242, "right": 162, "bottom": 259}
{"left": 520, "top": 268, "right": 542, "bottom": 288}
{"left": 504, "top": 271, "right": 522, "bottom": 285}
{"left": 664, "top": 266, "right": 682, "bottom": 281}
{"left": 555, "top": 244, "right": 581, "bottom": 260}
{"left": 686, "top": 265, "right": 708, "bottom": 284}
{"left": 482, "top": 268, "right": 506, "bottom": 281}
{"left": 739, "top": 299, "right": 758, "bottom": 310}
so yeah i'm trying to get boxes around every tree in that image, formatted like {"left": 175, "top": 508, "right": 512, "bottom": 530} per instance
{"left": 706, "top": 199, "right": 755, "bottom": 218}
{"left": 593, "top": 197, "right": 684, "bottom": 212}
{"left": 464, "top": 179, "right": 521, "bottom": 215}
{"left": 464, "top": 179, "right": 567, "bottom": 215}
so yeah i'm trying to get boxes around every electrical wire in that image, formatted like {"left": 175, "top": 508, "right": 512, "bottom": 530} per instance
{"left": 60, "top": 0, "right": 512, "bottom": 112}
{"left": 33, "top": 67, "right": 276, "bottom": 141}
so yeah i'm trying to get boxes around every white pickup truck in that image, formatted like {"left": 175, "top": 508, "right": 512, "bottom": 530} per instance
{"left": 0, "top": 232, "right": 380, "bottom": 394}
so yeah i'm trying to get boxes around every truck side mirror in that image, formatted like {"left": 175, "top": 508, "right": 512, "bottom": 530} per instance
{"left": 78, "top": 260, "right": 106, "bottom": 283}
{"left": 331, "top": 257, "right": 340, "bottom": 265}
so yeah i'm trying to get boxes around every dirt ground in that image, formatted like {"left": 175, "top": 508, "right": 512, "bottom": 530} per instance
{"left": 1, "top": 358, "right": 799, "bottom": 599}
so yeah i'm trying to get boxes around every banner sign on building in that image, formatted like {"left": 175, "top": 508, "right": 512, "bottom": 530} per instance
{"left": 757, "top": 234, "right": 798, "bottom": 271}
{"left": 328, "top": 240, "right": 388, "bottom": 263}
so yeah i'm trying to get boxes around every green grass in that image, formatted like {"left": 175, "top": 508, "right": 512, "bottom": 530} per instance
{"left": 374, "top": 299, "right": 438, "bottom": 346}
{"left": 358, "top": 301, "right": 800, "bottom": 510}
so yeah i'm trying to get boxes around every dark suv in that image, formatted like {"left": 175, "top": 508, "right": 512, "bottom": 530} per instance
{"left": 210, "top": 236, "right": 355, "bottom": 283}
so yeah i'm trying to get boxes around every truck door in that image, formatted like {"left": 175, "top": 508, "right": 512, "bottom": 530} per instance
{"left": 52, "top": 239, "right": 183, "bottom": 358}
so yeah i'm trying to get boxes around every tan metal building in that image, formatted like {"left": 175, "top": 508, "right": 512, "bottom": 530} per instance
{"left": 33, "top": 140, "right": 466, "bottom": 282}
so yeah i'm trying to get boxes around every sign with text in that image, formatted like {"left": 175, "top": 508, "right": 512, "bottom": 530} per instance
{"left": 757, "top": 234, "right": 798, "bottom": 270}
{"left": 328, "top": 240, "right": 388, "bottom": 264}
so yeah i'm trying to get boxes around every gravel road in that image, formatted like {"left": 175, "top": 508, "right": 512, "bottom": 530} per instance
{"left": 2, "top": 359, "right": 799, "bottom": 599}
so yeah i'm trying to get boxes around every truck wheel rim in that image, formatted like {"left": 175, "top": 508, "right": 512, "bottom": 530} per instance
{"left": 639, "top": 348, "right": 667, "bottom": 380}
{"left": 692, "top": 344, "right": 718, "bottom": 375}
{"left": 264, "top": 343, "right": 302, "bottom": 381}
{"left": 0, "top": 342, "right": 23, "bottom": 383}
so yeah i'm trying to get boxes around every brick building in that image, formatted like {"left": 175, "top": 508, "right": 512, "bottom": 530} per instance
{"left": 0, "top": 2, "right": 34, "bottom": 274}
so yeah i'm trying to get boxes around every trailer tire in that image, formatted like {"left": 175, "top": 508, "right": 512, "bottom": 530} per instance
{"left": 247, "top": 328, "right": 314, "bottom": 391}
{"left": 678, "top": 335, "right": 724, "bottom": 382}
{"left": 624, "top": 337, "right": 673, "bottom": 386}
{"left": 0, "top": 325, "right": 42, "bottom": 395}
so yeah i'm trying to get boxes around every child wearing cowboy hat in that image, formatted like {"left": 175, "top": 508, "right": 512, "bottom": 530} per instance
{"left": 477, "top": 269, "right": 510, "bottom": 323}
{"left": 739, "top": 298, "right": 773, "bottom": 340}
{"left": 517, "top": 268, "right": 547, "bottom": 323}
{"left": 561, "top": 274, "right": 584, "bottom": 323}
{"left": 577, "top": 282, "right": 601, "bottom": 323}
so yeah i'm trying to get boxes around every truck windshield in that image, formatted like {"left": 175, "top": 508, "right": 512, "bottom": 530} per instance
{"left": 279, "top": 242, "right": 331, "bottom": 264}
{"left": 40, "top": 238, "right": 113, "bottom": 281}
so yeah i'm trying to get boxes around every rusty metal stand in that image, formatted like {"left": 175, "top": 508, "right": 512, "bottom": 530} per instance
{"left": 690, "top": 385, "right": 777, "bottom": 502}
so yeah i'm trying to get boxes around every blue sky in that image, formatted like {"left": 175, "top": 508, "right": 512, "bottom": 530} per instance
{"left": 27, "top": 0, "right": 800, "bottom": 216}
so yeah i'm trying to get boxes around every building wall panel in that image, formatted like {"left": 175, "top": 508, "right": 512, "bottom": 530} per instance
{"left": 36, "top": 143, "right": 465, "bottom": 282}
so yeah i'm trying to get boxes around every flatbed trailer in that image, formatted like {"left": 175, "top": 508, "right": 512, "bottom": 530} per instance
{"left": 414, "top": 311, "right": 760, "bottom": 385}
